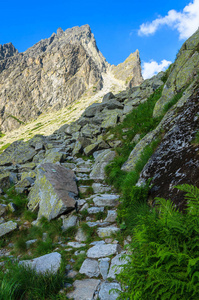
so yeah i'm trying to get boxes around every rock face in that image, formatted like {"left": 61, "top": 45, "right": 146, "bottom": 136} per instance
{"left": 153, "top": 28, "right": 199, "bottom": 117}
{"left": 28, "top": 163, "right": 78, "bottom": 223}
{"left": 0, "top": 25, "right": 107, "bottom": 132}
{"left": 110, "top": 49, "right": 143, "bottom": 87}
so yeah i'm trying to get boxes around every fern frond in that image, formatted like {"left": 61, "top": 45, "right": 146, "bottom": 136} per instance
{"left": 175, "top": 184, "right": 199, "bottom": 214}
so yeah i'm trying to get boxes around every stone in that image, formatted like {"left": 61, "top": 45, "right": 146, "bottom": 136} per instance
{"left": 67, "top": 279, "right": 100, "bottom": 300}
{"left": 19, "top": 252, "right": 61, "bottom": 274}
{"left": 43, "top": 151, "right": 65, "bottom": 163}
{"left": 92, "top": 183, "right": 111, "bottom": 194}
{"left": 108, "top": 253, "right": 129, "bottom": 279}
{"left": 0, "top": 221, "right": 18, "bottom": 237}
{"left": 79, "top": 259, "right": 100, "bottom": 277}
{"left": 72, "top": 141, "right": 82, "bottom": 156}
{"left": 98, "top": 258, "right": 110, "bottom": 279}
{"left": 102, "top": 92, "right": 115, "bottom": 102}
{"left": 104, "top": 210, "right": 117, "bottom": 223}
{"left": 99, "top": 282, "right": 121, "bottom": 300}
{"left": 61, "top": 214, "right": 78, "bottom": 231}
{"left": 87, "top": 221, "right": 109, "bottom": 227}
{"left": 97, "top": 226, "right": 120, "bottom": 238}
{"left": 0, "top": 204, "right": 6, "bottom": 216}
{"left": 7, "top": 202, "right": 16, "bottom": 212}
{"left": 87, "top": 244, "right": 121, "bottom": 258}
{"left": 25, "top": 239, "right": 37, "bottom": 248}
{"left": 75, "top": 228, "right": 87, "bottom": 242}
{"left": 0, "top": 173, "right": 11, "bottom": 190}
{"left": 87, "top": 207, "right": 104, "bottom": 214}
{"left": 15, "top": 177, "right": 34, "bottom": 193}
{"left": 84, "top": 143, "right": 99, "bottom": 156}
{"left": 90, "top": 149, "right": 116, "bottom": 180}
{"left": 28, "top": 163, "right": 78, "bottom": 223}
{"left": 93, "top": 194, "right": 119, "bottom": 207}
{"left": 67, "top": 242, "right": 86, "bottom": 248}
{"left": 67, "top": 270, "right": 78, "bottom": 278}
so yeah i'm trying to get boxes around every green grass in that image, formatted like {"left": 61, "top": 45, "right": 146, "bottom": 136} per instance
{"left": 0, "top": 261, "right": 67, "bottom": 300}
{"left": 8, "top": 115, "right": 25, "bottom": 124}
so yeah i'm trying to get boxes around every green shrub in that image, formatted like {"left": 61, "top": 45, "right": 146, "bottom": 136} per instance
{"left": 117, "top": 185, "right": 199, "bottom": 300}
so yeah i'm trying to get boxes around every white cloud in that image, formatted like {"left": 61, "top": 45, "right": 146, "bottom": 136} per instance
{"left": 138, "top": 0, "right": 199, "bottom": 39}
{"left": 142, "top": 59, "right": 172, "bottom": 79}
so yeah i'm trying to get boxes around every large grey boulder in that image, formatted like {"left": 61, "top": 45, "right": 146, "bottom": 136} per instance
{"left": 90, "top": 149, "right": 116, "bottom": 180}
{"left": 28, "top": 163, "right": 78, "bottom": 224}
{"left": 0, "top": 221, "right": 17, "bottom": 237}
{"left": 19, "top": 252, "right": 61, "bottom": 274}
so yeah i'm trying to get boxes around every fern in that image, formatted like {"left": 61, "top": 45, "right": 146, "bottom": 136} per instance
{"left": 117, "top": 184, "right": 199, "bottom": 300}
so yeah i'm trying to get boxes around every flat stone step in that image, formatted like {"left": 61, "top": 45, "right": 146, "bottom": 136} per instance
{"left": 93, "top": 194, "right": 119, "bottom": 207}
{"left": 87, "top": 243, "right": 121, "bottom": 259}
{"left": 97, "top": 226, "right": 120, "bottom": 238}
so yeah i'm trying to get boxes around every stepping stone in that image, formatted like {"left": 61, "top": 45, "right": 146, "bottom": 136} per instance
{"left": 92, "top": 183, "right": 111, "bottom": 194}
{"left": 87, "top": 207, "right": 104, "bottom": 214}
{"left": 99, "top": 282, "right": 121, "bottom": 300}
{"left": 67, "top": 279, "right": 100, "bottom": 300}
{"left": 79, "top": 259, "right": 100, "bottom": 277}
{"left": 98, "top": 257, "right": 110, "bottom": 279}
{"left": 87, "top": 243, "right": 121, "bottom": 258}
{"left": 87, "top": 221, "right": 110, "bottom": 228}
{"left": 104, "top": 210, "right": 117, "bottom": 223}
{"left": 61, "top": 215, "right": 78, "bottom": 231}
{"left": 108, "top": 252, "right": 129, "bottom": 279}
{"left": 93, "top": 194, "right": 119, "bottom": 207}
{"left": 97, "top": 226, "right": 120, "bottom": 238}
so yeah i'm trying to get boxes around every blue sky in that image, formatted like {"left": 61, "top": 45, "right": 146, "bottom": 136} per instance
{"left": 1, "top": 0, "right": 199, "bottom": 78}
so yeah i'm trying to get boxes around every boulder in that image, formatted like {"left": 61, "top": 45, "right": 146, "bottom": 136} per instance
{"left": 19, "top": 252, "right": 61, "bottom": 274}
{"left": 28, "top": 163, "right": 78, "bottom": 223}
{"left": 0, "top": 141, "right": 36, "bottom": 166}
{"left": 102, "top": 92, "right": 115, "bottom": 102}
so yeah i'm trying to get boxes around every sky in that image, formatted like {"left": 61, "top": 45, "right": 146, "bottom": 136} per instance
{"left": 0, "top": 0, "right": 199, "bottom": 79}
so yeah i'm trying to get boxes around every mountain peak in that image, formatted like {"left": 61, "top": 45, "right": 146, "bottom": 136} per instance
{"left": 0, "top": 42, "right": 18, "bottom": 60}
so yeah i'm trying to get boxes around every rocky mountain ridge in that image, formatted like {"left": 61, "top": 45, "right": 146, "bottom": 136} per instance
{"left": 0, "top": 25, "right": 143, "bottom": 133}
{"left": 0, "top": 28, "right": 198, "bottom": 299}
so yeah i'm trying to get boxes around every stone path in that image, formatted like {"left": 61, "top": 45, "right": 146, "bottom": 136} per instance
{"left": 62, "top": 154, "right": 128, "bottom": 300}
